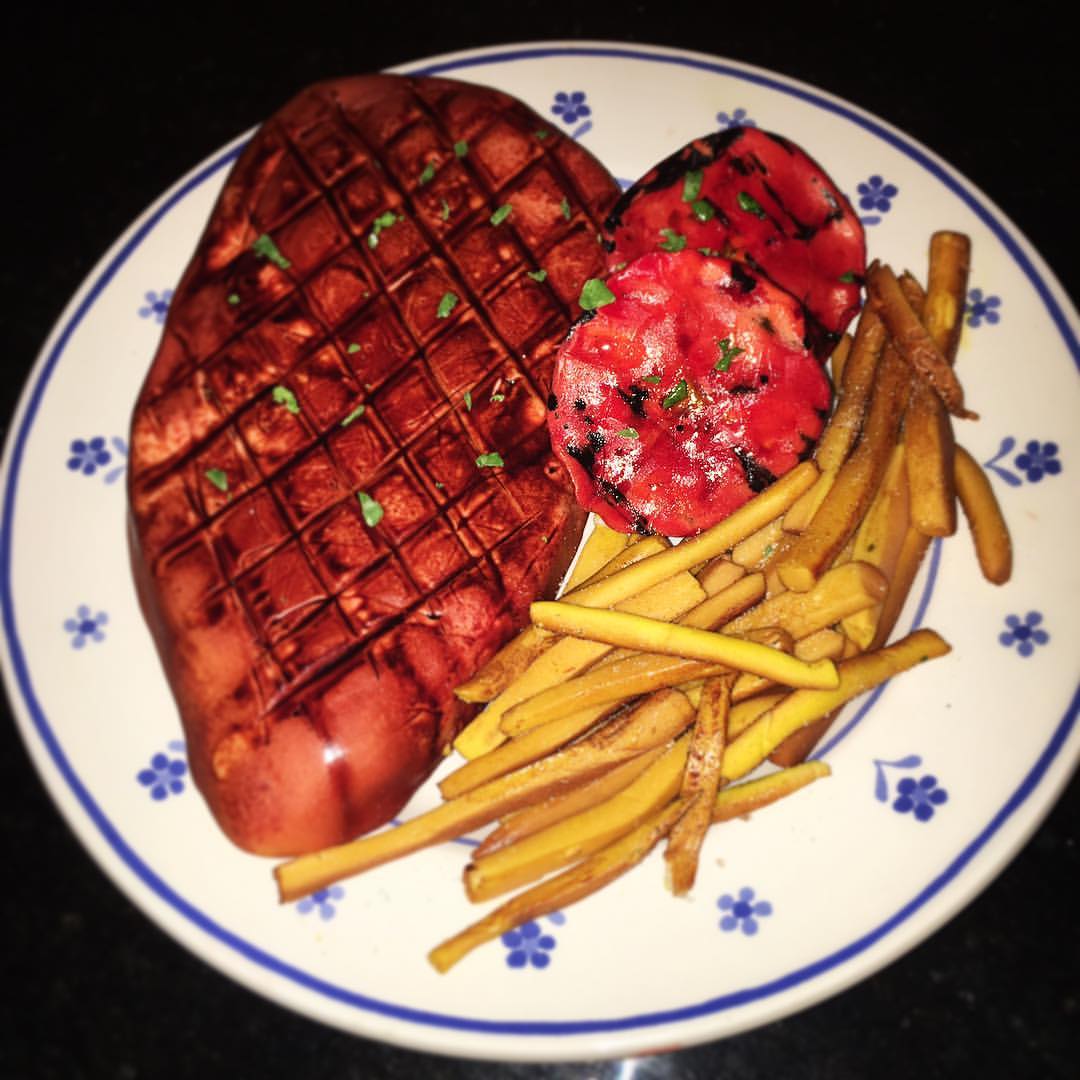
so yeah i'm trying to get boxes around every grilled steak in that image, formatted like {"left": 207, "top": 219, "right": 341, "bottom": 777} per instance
{"left": 128, "top": 74, "right": 620, "bottom": 856}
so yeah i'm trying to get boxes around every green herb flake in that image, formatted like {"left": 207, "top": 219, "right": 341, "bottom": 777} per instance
{"left": 418, "top": 161, "right": 436, "bottom": 186}
{"left": 560, "top": 197, "right": 571, "bottom": 221}
{"left": 691, "top": 198, "right": 716, "bottom": 223}
{"left": 340, "top": 404, "right": 366, "bottom": 427}
{"left": 661, "top": 379, "right": 689, "bottom": 409}
{"left": 535, "top": 128, "right": 550, "bottom": 140}
{"left": 616, "top": 427, "right": 639, "bottom": 438}
{"left": 476, "top": 452, "right": 505, "bottom": 468}
{"left": 578, "top": 278, "right": 616, "bottom": 311}
{"left": 434, "top": 481, "right": 445, "bottom": 490}
{"left": 527, "top": 269, "right": 548, "bottom": 283}
{"left": 697, "top": 247, "right": 720, "bottom": 257}
{"left": 439, "top": 198, "right": 451, "bottom": 222}
{"left": 681, "top": 168, "right": 703, "bottom": 203}
{"left": 271, "top": 385, "right": 300, "bottom": 414}
{"left": 227, "top": 293, "right": 240, "bottom": 306}
{"left": 839, "top": 270, "right": 858, "bottom": 283}
{"left": 367, "top": 210, "right": 401, "bottom": 249}
{"left": 490, "top": 203, "right": 513, "bottom": 226}
{"left": 347, "top": 343, "right": 361, "bottom": 354}
{"left": 251, "top": 232, "right": 291, "bottom": 270}
{"left": 642, "top": 374, "right": 662, "bottom": 384}
{"left": 490, "top": 392, "right": 506, "bottom": 403}
{"left": 205, "top": 468, "right": 229, "bottom": 493}
{"left": 463, "top": 390, "right": 473, "bottom": 411}
{"left": 437, "top": 291, "right": 459, "bottom": 319}
{"left": 453, "top": 140, "right": 468, "bottom": 158}
{"left": 714, "top": 337, "right": 745, "bottom": 372}
{"left": 658, "top": 228, "right": 687, "bottom": 253}
{"left": 737, "top": 191, "right": 767, "bottom": 219}
{"left": 762, "top": 544, "right": 775, "bottom": 559}
{"left": 357, "top": 491, "right": 384, "bottom": 527}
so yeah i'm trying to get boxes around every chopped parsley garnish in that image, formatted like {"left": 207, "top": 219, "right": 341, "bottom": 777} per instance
{"left": 490, "top": 203, "right": 512, "bottom": 226}
{"left": 490, "top": 392, "right": 506, "bottom": 403}
{"left": 476, "top": 452, "right": 505, "bottom": 468}
{"left": 714, "top": 337, "right": 744, "bottom": 372}
{"left": 453, "top": 140, "right": 468, "bottom": 158}
{"left": 560, "top": 197, "right": 572, "bottom": 220}
{"left": 271, "top": 385, "right": 300, "bottom": 414}
{"left": 347, "top": 343, "right": 361, "bottom": 354}
{"left": 659, "top": 228, "right": 687, "bottom": 253}
{"left": 616, "top": 427, "right": 639, "bottom": 438}
{"left": 356, "top": 491, "right": 383, "bottom": 527}
{"left": 691, "top": 198, "right": 715, "bottom": 223}
{"left": 661, "top": 379, "right": 689, "bottom": 409}
{"left": 762, "top": 544, "right": 775, "bottom": 559}
{"left": 227, "top": 293, "right": 240, "bottom": 306}
{"left": 367, "top": 210, "right": 401, "bottom": 249}
{"left": 697, "top": 247, "right": 720, "bottom": 257}
{"left": 839, "top": 270, "right": 857, "bottom": 283}
{"left": 437, "top": 291, "right": 459, "bottom": 319}
{"left": 737, "top": 191, "right": 767, "bottom": 219}
{"left": 252, "top": 233, "right": 291, "bottom": 270}
{"left": 418, "top": 161, "right": 436, "bottom": 185}
{"left": 535, "top": 128, "right": 550, "bottom": 140}
{"left": 463, "top": 390, "right": 473, "bottom": 411}
{"left": 439, "top": 198, "right": 451, "bottom": 222}
{"left": 681, "top": 168, "right": 703, "bottom": 202}
{"left": 642, "top": 374, "right": 662, "bottom": 384}
{"left": 205, "top": 468, "right": 229, "bottom": 492}
{"left": 578, "top": 278, "right": 616, "bottom": 311}
{"left": 340, "top": 403, "right": 366, "bottom": 427}
{"left": 434, "top": 481, "right": 445, "bottom": 490}
{"left": 527, "top": 269, "right": 548, "bottom": 282}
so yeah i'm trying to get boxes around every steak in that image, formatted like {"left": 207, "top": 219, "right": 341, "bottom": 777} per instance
{"left": 128, "top": 74, "right": 620, "bottom": 856}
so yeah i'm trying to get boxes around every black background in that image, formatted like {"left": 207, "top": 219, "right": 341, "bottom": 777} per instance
{"left": 2, "top": 4, "right": 1077, "bottom": 1078}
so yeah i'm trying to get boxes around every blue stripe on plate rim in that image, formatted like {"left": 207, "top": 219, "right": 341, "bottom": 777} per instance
{"left": 1, "top": 43, "right": 1077, "bottom": 1039}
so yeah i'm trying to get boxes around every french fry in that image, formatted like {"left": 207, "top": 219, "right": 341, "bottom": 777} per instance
{"left": 724, "top": 561, "right": 887, "bottom": 640}
{"left": 722, "top": 629, "right": 950, "bottom": 782}
{"left": 680, "top": 573, "right": 767, "bottom": 631}
{"left": 528, "top": 604, "right": 840, "bottom": 690}
{"left": 465, "top": 739, "right": 689, "bottom": 901}
{"left": 665, "top": 675, "right": 731, "bottom": 895}
{"left": 728, "top": 691, "right": 788, "bottom": 739}
{"left": 768, "top": 708, "right": 840, "bottom": 767}
{"left": 565, "top": 517, "right": 633, "bottom": 591}
{"left": 453, "top": 541, "right": 687, "bottom": 758}
{"left": 556, "top": 461, "right": 818, "bottom": 613}
{"left": 840, "top": 443, "right": 911, "bottom": 649}
{"left": 867, "top": 261, "right": 975, "bottom": 419}
{"left": 955, "top": 444, "right": 1012, "bottom": 584}
{"left": 695, "top": 558, "right": 746, "bottom": 596}
{"left": 732, "top": 519, "right": 785, "bottom": 569}
{"left": 794, "top": 628, "right": 846, "bottom": 662}
{"left": 712, "top": 760, "right": 831, "bottom": 820}
{"left": 829, "top": 333, "right": 852, "bottom": 389}
{"left": 869, "top": 526, "right": 932, "bottom": 651}
{"left": 453, "top": 535, "right": 667, "bottom": 708}
{"left": 474, "top": 748, "right": 667, "bottom": 857}
{"left": 275, "top": 690, "right": 695, "bottom": 902}
{"left": 429, "top": 798, "right": 692, "bottom": 972}
{"left": 776, "top": 343, "right": 913, "bottom": 591}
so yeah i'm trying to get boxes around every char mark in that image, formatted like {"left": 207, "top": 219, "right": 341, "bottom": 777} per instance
{"left": 617, "top": 383, "right": 649, "bottom": 417}
{"left": 733, "top": 446, "right": 778, "bottom": 492}
{"left": 565, "top": 443, "right": 596, "bottom": 475}
{"left": 729, "top": 262, "right": 758, "bottom": 293}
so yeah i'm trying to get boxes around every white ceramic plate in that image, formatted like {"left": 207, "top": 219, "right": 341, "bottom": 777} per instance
{"left": 2, "top": 41, "right": 1078, "bottom": 1063}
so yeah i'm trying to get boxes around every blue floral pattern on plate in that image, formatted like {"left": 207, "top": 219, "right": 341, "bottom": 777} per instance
{"left": 297, "top": 885, "right": 345, "bottom": 921}
{"left": 67, "top": 435, "right": 128, "bottom": 484}
{"left": 965, "top": 288, "right": 1001, "bottom": 327}
{"left": 716, "top": 107, "right": 756, "bottom": 128}
{"left": 137, "top": 750, "right": 188, "bottom": 801}
{"left": 874, "top": 755, "right": 948, "bottom": 822}
{"left": 138, "top": 288, "right": 173, "bottom": 323}
{"left": 551, "top": 91, "right": 592, "bottom": 140}
{"left": 855, "top": 175, "right": 898, "bottom": 225}
{"left": 502, "top": 912, "right": 565, "bottom": 969}
{"left": 717, "top": 887, "right": 772, "bottom": 935}
{"left": 64, "top": 605, "right": 108, "bottom": 648}
{"left": 1000, "top": 612, "right": 1050, "bottom": 657}
{"left": 983, "top": 437, "right": 1061, "bottom": 486}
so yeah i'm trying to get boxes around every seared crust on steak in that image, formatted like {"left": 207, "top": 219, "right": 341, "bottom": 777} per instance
{"left": 128, "top": 74, "right": 619, "bottom": 855}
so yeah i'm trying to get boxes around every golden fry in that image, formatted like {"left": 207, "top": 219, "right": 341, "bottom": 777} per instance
{"left": 955, "top": 444, "right": 1012, "bottom": 584}
{"left": 732, "top": 519, "right": 786, "bottom": 569}
{"left": 429, "top": 798, "right": 691, "bottom": 973}
{"left": 695, "top": 558, "right": 746, "bottom": 597}
{"left": 665, "top": 675, "right": 731, "bottom": 895}
{"left": 529, "top": 603, "right": 839, "bottom": 689}
{"left": 794, "top": 628, "right": 847, "bottom": 662}
{"left": 829, "top": 333, "right": 853, "bottom": 389}
{"left": 713, "top": 760, "right": 831, "bottom": 821}
{"left": 869, "top": 526, "right": 932, "bottom": 651}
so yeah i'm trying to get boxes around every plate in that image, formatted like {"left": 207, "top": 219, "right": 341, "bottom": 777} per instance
{"left": 2, "top": 41, "right": 1078, "bottom": 1062}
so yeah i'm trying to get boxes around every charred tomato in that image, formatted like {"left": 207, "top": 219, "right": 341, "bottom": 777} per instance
{"left": 549, "top": 251, "right": 832, "bottom": 537}
{"left": 605, "top": 127, "right": 865, "bottom": 354}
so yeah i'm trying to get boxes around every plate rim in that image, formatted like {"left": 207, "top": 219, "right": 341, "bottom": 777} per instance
{"left": 2, "top": 39, "right": 1079, "bottom": 1062}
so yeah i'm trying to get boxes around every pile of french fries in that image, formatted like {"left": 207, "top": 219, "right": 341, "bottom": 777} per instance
{"left": 274, "top": 231, "right": 1012, "bottom": 972}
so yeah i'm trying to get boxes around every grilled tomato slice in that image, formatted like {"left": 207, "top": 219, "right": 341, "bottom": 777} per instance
{"left": 548, "top": 250, "right": 832, "bottom": 537}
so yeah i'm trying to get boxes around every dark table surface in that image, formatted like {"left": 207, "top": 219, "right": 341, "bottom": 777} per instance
{"left": 3, "top": 5, "right": 1077, "bottom": 1078}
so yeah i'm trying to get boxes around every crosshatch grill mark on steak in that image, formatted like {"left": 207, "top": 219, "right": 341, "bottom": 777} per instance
{"left": 128, "top": 74, "right": 620, "bottom": 856}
